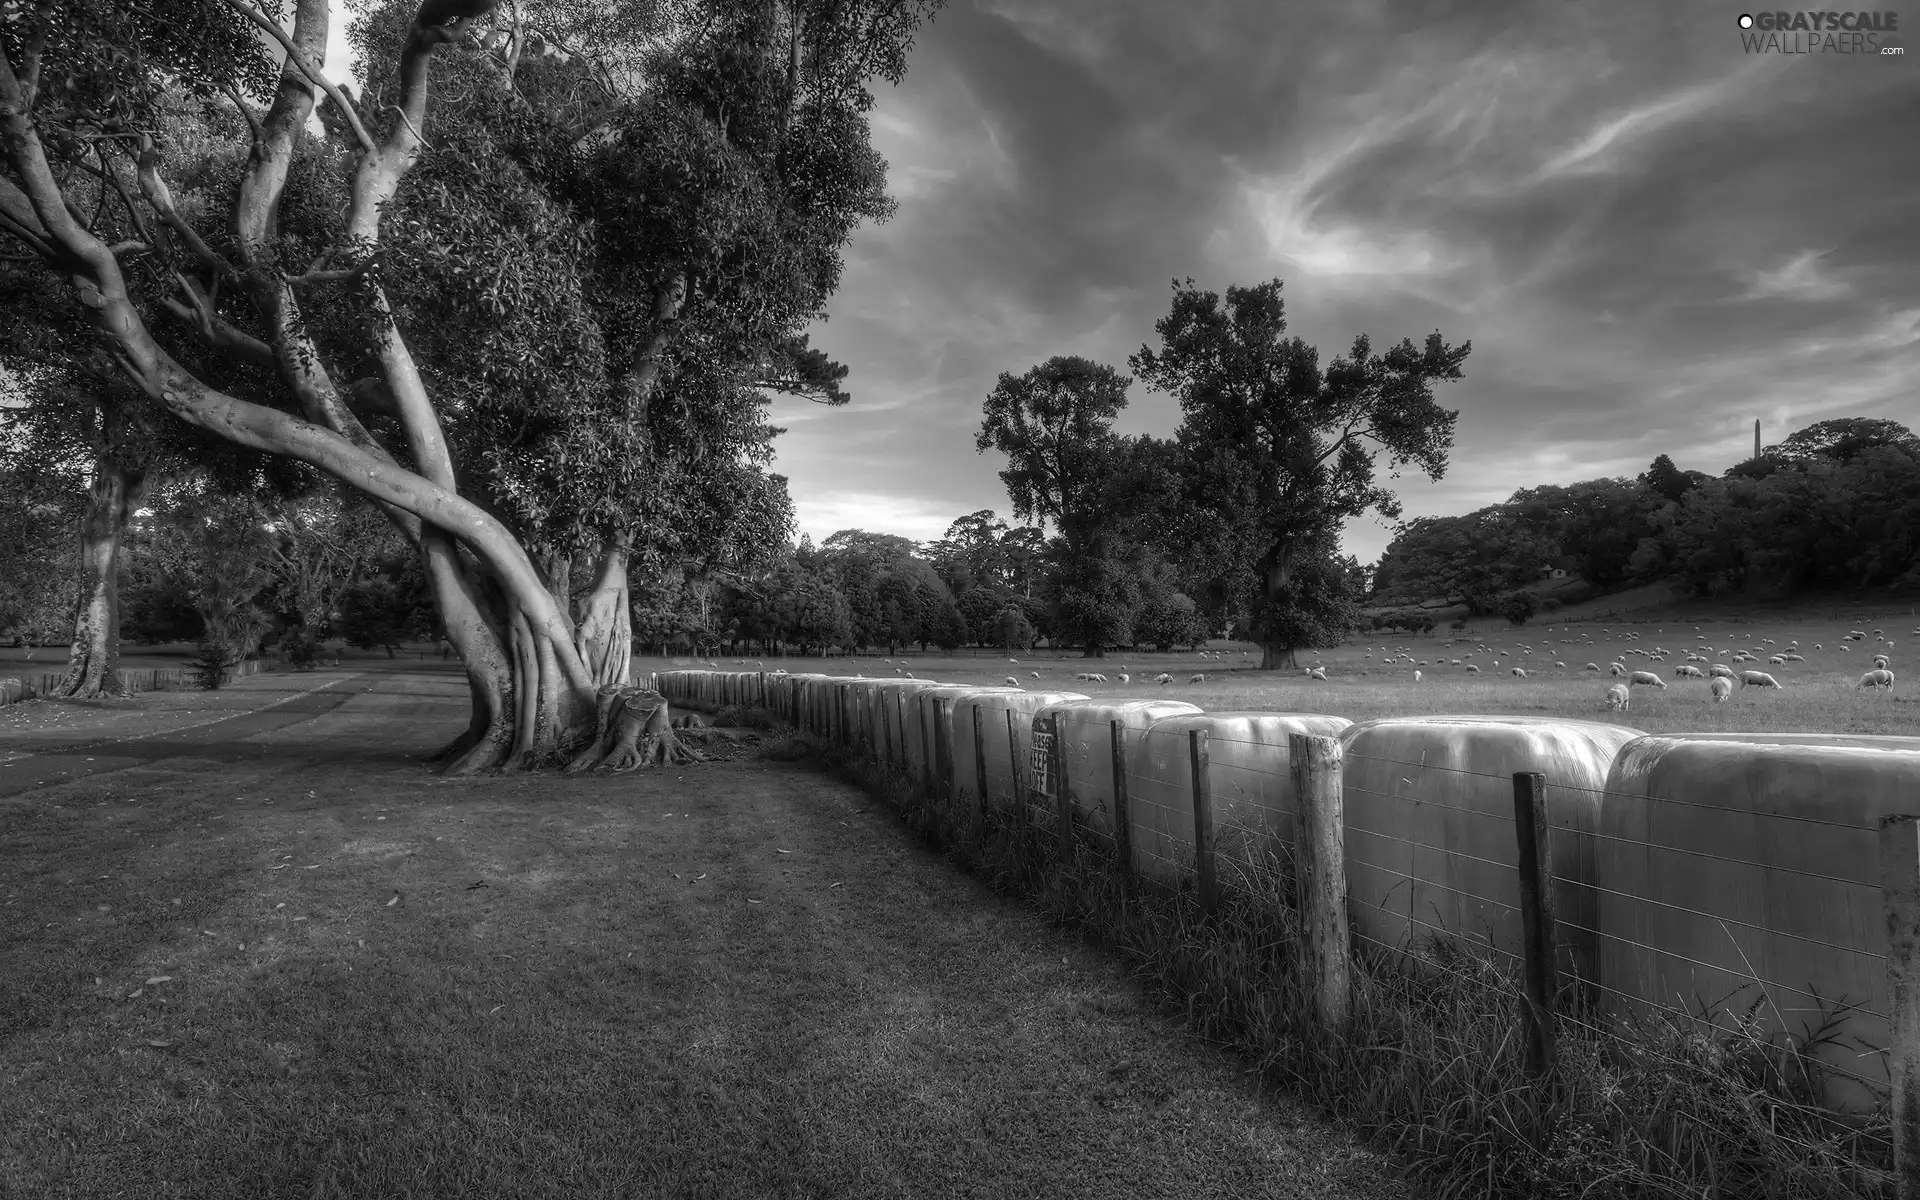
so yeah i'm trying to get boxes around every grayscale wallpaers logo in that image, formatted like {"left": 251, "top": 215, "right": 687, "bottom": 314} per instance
{"left": 1737, "top": 10, "right": 1905, "bottom": 53}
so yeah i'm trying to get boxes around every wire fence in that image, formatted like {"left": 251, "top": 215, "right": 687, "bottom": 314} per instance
{"left": 655, "top": 668, "right": 1920, "bottom": 1139}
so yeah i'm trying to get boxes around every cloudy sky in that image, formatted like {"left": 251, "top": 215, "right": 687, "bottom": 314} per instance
{"left": 765, "top": 0, "right": 1919, "bottom": 565}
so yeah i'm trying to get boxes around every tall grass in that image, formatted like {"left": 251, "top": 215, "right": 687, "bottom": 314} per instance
{"left": 754, "top": 718, "right": 1897, "bottom": 1199}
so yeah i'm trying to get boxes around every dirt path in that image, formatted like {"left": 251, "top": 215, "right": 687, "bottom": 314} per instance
{"left": 0, "top": 670, "right": 1405, "bottom": 1198}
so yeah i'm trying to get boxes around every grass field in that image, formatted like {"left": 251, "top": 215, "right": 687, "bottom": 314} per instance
{"left": 0, "top": 665, "right": 1402, "bottom": 1199}
{"left": 661, "top": 610, "right": 1917, "bottom": 737}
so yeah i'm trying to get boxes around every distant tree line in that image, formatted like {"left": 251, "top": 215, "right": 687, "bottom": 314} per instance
{"left": 1370, "top": 417, "right": 1920, "bottom": 611}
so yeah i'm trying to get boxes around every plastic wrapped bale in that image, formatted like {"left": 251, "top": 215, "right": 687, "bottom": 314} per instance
{"left": 902, "top": 685, "right": 1026, "bottom": 804}
{"left": 1036, "top": 699, "right": 1202, "bottom": 845}
{"left": 1338, "top": 715, "right": 1644, "bottom": 989}
{"left": 862, "top": 679, "right": 943, "bottom": 769}
{"left": 1596, "top": 732, "right": 1920, "bottom": 1113}
{"left": 948, "top": 691, "right": 1093, "bottom": 811}
{"left": 1124, "top": 712, "right": 1353, "bottom": 892}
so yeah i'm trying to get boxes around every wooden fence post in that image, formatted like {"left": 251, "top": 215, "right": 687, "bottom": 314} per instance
{"left": 1512, "top": 771, "right": 1560, "bottom": 1078}
{"left": 1189, "top": 728, "right": 1216, "bottom": 915}
{"left": 1290, "top": 733, "right": 1350, "bottom": 1036}
{"left": 881, "top": 690, "right": 894, "bottom": 765}
{"left": 1053, "top": 715, "right": 1072, "bottom": 859}
{"left": 1881, "top": 813, "right": 1920, "bottom": 1200}
{"left": 974, "top": 705, "right": 990, "bottom": 818}
{"left": 1111, "top": 720, "right": 1134, "bottom": 891}
{"left": 1006, "top": 708, "right": 1021, "bottom": 812}
{"left": 932, "top": 698, "right": 950, "bottom": 803}
{"left": 896, "top": 693, "right": 908, "bottom": 774}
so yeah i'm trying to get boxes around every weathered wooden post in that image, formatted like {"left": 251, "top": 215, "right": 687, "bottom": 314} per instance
{"left": 758, "top": 671, "right": 766, "bottom": 708}
{"left": 1512, "top": 771, "right": 1560, "bottom": 1078}
{"left": 1189, "top": 728, "right": 1216, "bottom": 915}
{"left": 1053, "top": 715, "right": 1072, "bottom": 859}
{"left": 1881, "top": 813, "right": 1920, "bottom": 1200}
{"left": 1006, "top": 708, "right": 1021, "bottom": 812}
{"left": 1110, "top": 720, "right": 1134, "bottom": 892}
{"left": 932, "top": 698, "right": 951, "bottom": 804}
{"left": 974, "top": 705, "right": 990, "bottom": 818}
{"left": 1290, "top": 733, "right": 1350, "bottom": 1036}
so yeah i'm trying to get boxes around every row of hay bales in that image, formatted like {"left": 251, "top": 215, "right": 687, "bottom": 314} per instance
{"left": 659, "top": 669, "right": 1920, "bottom": 1113}
{"left": 0, "top": 659, "right": 276, "bottom": 708}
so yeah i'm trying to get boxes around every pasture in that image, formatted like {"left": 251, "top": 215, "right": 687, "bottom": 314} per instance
{"left": 656, "top": 611, "right": 1917, "bottom": 738}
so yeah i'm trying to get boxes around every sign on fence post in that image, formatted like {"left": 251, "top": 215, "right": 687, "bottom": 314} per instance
{"left": 1110, "top": 720, "right": 1134, "bottom": 892}
{"left": 1512, "top": 771, "right": 1561, "bottom": 1078}
{"left": 974, "top": 706, "right": 990, "bottom": 818}
{"left": 1028, "top": 713, "right": 1058, "bottom": 846}
{"left": 1290, "top": 733, "right": 1350, "bottom": 1036}
{"left": 1880, "top": 813, "right": 1920, "bottom": 1200}
{"left": 1189, "top": 728, "right": 1216, "bottom": 916}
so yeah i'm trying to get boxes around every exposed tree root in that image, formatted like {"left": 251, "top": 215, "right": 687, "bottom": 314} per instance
{"left": 565, "top": 686, "right": 705, "bottom": 773}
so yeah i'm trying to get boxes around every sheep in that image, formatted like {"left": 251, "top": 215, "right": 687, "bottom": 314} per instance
{"left": 1674, "top": 664, "right": 1703, "bottom": 678}
{"left": 1585, "top": 663, "right": 1600, "bottom": 671}
{"left": 1465, "top": 664, "right": 1481, "bottom": 674}
{"left": 1189, "top": 673, "right": 1208, "bottom": 683}
{"left": 1156, "top": 672, "right": 1172, "bottom": 686}
{"left": 1709, "top": 664, "right": 1734, "bottom": 678}
{"left": 1553, "top": 661, "right": 1565, "bottom": 668}
{"left": 1511, "top": 666, "right": 1527, "bottom": 678}
{"left": 1630, "top": 670, "right": 1666, "bottom": 689}
{"left": 1117, "top": 673, "right": 1131, "bottom": 684}
{"left": 1709, "top": 676, "right": 1732, "bottom": 701}
{"left": 1413, "top": 670, "right": 1422, "bottom": 681}
{"left": 1874, "top": 654, "right": 1891, "bottom": 669}
{"left": 1308, "top": 667, "right": 1328, "bottom": 681}
{"left": 1861, "top": 669, "right": 1895, "bottom": 691}
{"left": 1783, "top": 653, "right": 1804, "bottom": 662}
{"left": 1004, "top": 676, "right": 1020, "bottom": 686}
{"left": 1009, "top": 657, "right": 1019, "bottom": 664}
{"left": 1609, "top": 664, "right": 1627, "bottom": 676}
{"left": 1739, "top": 670, "right": 1782, "bottom": 689}
{"left": 1030, "top": 671, "right": 1040, "bottom": 679}
{"left": 1769, "top": 655, "right": 1786, "bottom": 665}
{"left": 1606, "top": 683, "right": 1630, "bottom": 711}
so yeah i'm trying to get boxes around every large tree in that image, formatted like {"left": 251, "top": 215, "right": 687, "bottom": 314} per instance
{"left": 976, "top": 355, "right": 1139, "bottom": 656}
{"left": 0, "top": 0, "right": 937, "bottom": 770}
{"left": 1130, "top": 278, "right": 1468, "bottom": 668}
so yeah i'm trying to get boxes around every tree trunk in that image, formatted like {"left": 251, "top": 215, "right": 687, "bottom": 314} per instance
{"left": 572, "top": 533, "right": 632, "bottom": 691}
{"left": 1082, "top": 645, "right": 1103, "bottom": 658}
{"left": 57, "top": 453, "right": 141, "bottom": 699}
{"left": 1260, "top": 641, "right": 1299, "bottom": 670}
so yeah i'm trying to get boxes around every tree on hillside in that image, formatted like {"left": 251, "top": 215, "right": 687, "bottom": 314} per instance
{"left": 1640, "top": 454, "right": 1697, "bottom": 504}
{"left": 1771, "top": 417, "right": 1920, "bottom": 464}
{"left": 1132, "top": 278, "right": 1468, "bottom": 668}
{"left": 0, "top": 0, "right": 939, "bottom": 771}
{"left": 977, "top": 355, "right": 1138, "bottom": 656}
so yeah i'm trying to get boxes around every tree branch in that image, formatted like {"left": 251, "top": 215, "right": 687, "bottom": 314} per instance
{"left": 221, "top": 0, "right": 377, "bottom": 154}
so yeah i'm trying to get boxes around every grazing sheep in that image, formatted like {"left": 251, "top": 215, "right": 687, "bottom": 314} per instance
{"left": 1553, "top": 661, "right": 1565, "bottom": 668}
{"left": 1511, "top": 666, "right": 1527, "bottom": 678}
{"left": 1709, "top": 676, "right": 1732, "bottom": 701}
{"left": 1465, "top": 664, "right": 1481, "bottom": 674}
{"left": 1739, "top": 670, "right": 1782, "bottom": 689}
{"left": 1874, "top": 654, "right": 1891, "bottom": 669}
{"left": 1308, "top": 667, "right": 1328, "bottom": 681}
{"left": 1004, "top": 676, "right": 1020, "bottom": 686}
{"left": 1413, "top": 670, "right": 1422, "bottom": 681}
{"left": 1584, "top": 663, "right": 1600, "bottom": 671}
{"left": 1609, "top": 664, "right": 1626, "bottom": 676}
{"left": 1630, "top": 670, "right": 1666, "bottom": 689}
{"left": 1030, "top": 671, "right": 1040, "bottom": 679}
{"left": 1117, "top": 673, "right": 1131, "bottom": 684}
{"left": 1708, "top": 664, "right": 1733, "bottom": 679}
{"left": 1009, "top": 657, "right": 1019, "bottom": 664}
{"left": 1156, "top": 672, "right": 1172, "bottom": 685}
{"left": 1674, "top": 664, "right": 1702, "bottom": 678}
{"left": 1189, "top": 673, "right": 1208, "bottom": 683}
{"left": 1783, "top": 653, "right": 1804, "bottom": 662}
{"left": 1861, "top": 669, "right": 1895, "bottom": 691}
{"left": 1606, "top": 683, "right": 1630, "bottom": 711}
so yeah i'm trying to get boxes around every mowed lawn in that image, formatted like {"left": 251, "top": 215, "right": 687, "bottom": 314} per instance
{"left": 678, "top": 608, "right": 1917, "bottom": 736}
{"left": 0, "top": 666, "right": 1401, "bottom": 1200}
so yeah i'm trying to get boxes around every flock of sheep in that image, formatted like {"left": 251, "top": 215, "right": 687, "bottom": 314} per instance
{"left": 1351, "top": 622, "right": 1903, "bottom": 709}
{"left": 711, "top": 625, "right": 1903, "bottom": 711}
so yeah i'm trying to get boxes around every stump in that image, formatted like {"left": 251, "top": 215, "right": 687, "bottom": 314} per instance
{"left": 565, "top": 686, "right": 705, "bottom": 773}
